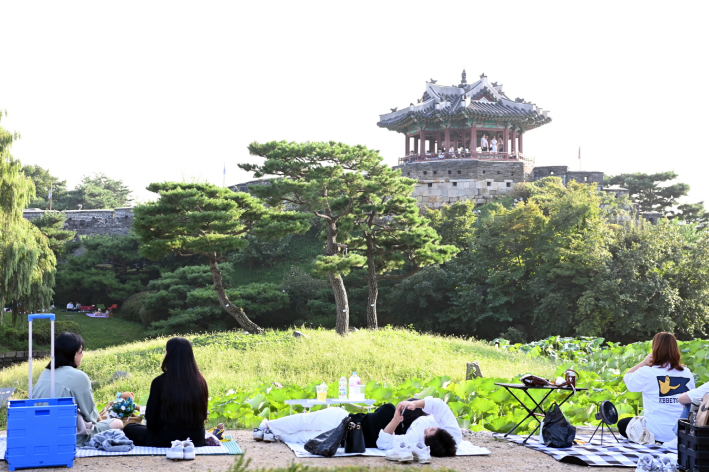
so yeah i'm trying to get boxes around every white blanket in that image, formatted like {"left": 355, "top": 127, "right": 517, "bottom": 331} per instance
{"left": 284, "top": 440, "right": 490, "bottom": 458}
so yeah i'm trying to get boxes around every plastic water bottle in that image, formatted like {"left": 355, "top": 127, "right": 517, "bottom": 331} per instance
{"left": 338, "top": 376, "right": 347, "bottom": 400}
{"left": 348, "top": 371, "right": 361, "bottom": 401}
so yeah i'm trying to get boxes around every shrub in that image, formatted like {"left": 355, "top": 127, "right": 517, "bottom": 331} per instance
{"left": 0, "top": 320, "right": 81, "bottom": 350}
{"left": 119, "top": 291, "right": 155, "bottom": 323}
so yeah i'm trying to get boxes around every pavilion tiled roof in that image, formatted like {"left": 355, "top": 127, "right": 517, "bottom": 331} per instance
{"left": 377, "top": 72, "right": 551, "bottom": 133}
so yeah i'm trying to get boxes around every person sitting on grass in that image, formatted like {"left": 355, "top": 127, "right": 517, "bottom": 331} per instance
{"left": 256, "top": 397, "right": 459, "bottom": 457}
{"left": 32, "top": 332, "right": 124, "bottom": 446}
{"left": 123, "top": 337, "right": 208, "bottom": 447}
{"left": 621, "top": 332, "right": 694, "bottom": 443}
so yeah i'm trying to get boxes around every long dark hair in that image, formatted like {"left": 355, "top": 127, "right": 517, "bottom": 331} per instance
{"left": 160, "top": 337, "right": 208, "bottom": 425}
{"left": 651, "top": 332, "right": 684, "bottom": 371}
{"left": 48, "top": 332, "right": 85, "bottom": 369}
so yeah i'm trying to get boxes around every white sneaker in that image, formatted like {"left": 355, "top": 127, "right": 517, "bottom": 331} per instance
{"left": 658, "top": 454, "right": 677, "bottom": 472}
{"left": 411, "top": 442, "right": 431, "bottom": 464}
{"left": 182, "top": 438, "right": 195, "bottom": 460}
{"left": 167, "top": 440, "right": 184, "bottom": 460}
{"left": 253, "top": 428, "right": 264, "bottom": 441}
{"left": 386, "top": 441, "right": 413, "bottom": 463}
{"left": 262, "top": 428, "right": 276, "bottom": 442}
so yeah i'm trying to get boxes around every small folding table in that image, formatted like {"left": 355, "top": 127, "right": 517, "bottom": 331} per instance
{"left": 494, "top": 383, "right": 587, "bottom": 443}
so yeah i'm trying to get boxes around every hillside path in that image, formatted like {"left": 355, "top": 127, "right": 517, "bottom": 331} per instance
{"left": 0, "top": 430, "right": 632, "bottom": 471}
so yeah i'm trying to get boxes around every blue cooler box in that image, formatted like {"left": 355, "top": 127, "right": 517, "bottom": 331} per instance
{"left": 6, "top": 398, "right": 77, "bottom": 470}
{"left": 5, "top": 314, "right": 77, "bottom": 471}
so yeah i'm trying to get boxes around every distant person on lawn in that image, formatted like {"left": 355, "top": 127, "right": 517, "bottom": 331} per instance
{"left": 256, "top": 397, "right": 459, "bottom": 457}
{"left": 32, "top": 332, "right": 124, "bottom": 446}
{"left": 123, "top": 337, "right": 208, "bottom": 447}
{"left": 621, "top": 332, "right": 694, "bottom": 442}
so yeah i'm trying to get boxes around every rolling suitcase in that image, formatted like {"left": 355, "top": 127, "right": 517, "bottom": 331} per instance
{"left": 6, "top": 314, "right": 77, "bottom": 470}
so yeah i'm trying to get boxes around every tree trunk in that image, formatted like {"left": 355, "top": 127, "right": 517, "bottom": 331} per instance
{"left": 325, "top": 217, "right": 349, "bottom": 336}
{"left": 329, "top": 272, "right": 349, "bottom": 335}
{"left": 208, "top": 257, "right": 263, "bottom": 334}
{"left": 365, "top": 251, "right": 378, "bottom": 329}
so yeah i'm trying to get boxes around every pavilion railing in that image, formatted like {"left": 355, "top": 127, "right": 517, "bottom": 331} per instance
{"left": 397, "top": 152, "right": 530, "bottom": 166}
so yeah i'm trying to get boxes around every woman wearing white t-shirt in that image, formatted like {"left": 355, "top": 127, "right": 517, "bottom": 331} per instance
{"left": 490, "top": 137, "right": 497, "bottom": 154}
{"left": 622, "top": 332, "right": 694, "bottom": 443}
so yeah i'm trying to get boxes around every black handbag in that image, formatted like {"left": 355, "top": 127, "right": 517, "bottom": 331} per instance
{"left": 344, "top": 421, "right": 365, "bottom": 453}
{"left": 541, "top": 403, "right": 576, "bottom": 448}
{"left": 304, "top": 416, "right": 349, "bottom": 457}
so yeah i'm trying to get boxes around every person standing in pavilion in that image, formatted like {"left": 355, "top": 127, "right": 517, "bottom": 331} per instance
{"left": 481, "top": 134, "right": 488, "bottom": 152}
{"left": 490, "top": 136, "right": 497, "bottom": 155}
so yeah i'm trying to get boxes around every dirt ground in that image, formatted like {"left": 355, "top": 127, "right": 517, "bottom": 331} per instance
{"left": 0, "top": 429, "right": 633, "bottom": 472}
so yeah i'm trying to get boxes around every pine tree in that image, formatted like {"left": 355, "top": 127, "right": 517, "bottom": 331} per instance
{"left": 347, "top": 165, "right": 458, "bottom": 328}
{"left": 132, "top": 182, "right": 308, "bottom": 334}
{"left": 242, "top": 141, "right": 383, "bottom": 335}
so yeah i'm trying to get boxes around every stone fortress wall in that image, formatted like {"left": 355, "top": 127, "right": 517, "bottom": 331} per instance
{"left": 393, "top": 160, "right": 605, "bottom": 210}
{"left": 23, "top": 207, "right": 134, "bottom": 239}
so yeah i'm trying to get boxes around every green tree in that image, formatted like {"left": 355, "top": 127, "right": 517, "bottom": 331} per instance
{"left": 139, "top": 266, "right": 289, "bottom": 335}
{"left": 604, "top": 171, "right": 689, "bottom": 213}
{"left": 242, "top": 141, "right": 383, "bottom": 335}
{"left": 423, "top": 200, "right": 478, "bottom": 249}
{"left": 348, "top": 166, "right": 458, "bottom": 328}
{"left": 0, "top": 112, "right": 56, "bottom": 323}
{"left": 132, "top": 182, "right": 308, "bottom": 334}
{"left": 673, "top": 202, "right": 709, "bottom": 229}
{"left": 21, "top": 165, "right": 68, "bottom": 210}
{"left": 64, "top": 173, "right": 133, "bottom": 210}
{"left": 577, "top": 220, "right": 709, "bottom": 342}
{"left": 29, "top": 212, "right": 77, "bottom": 258}
{"left": 55, "top": 234, "right": 157, "bottom": 305}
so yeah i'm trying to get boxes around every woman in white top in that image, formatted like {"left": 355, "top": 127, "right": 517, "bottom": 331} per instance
{"left": 490, "top": 137, "right": 497, "bottom": 154}
{"left": 622, "top": 332, "right": 694, "bottom": 443}
{"left": 258, "top": 397, "right": 460, "bottom": 457}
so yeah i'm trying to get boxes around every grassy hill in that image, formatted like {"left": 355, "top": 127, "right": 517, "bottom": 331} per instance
{"left": 0, "top": 327, "right": 558, "bottom": 429}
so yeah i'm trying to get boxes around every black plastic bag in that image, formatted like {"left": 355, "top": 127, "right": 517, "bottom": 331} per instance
{"left": 304, "top": 416, "right": 349, "bottom": 457}
{"left": 541, "top": 403, "right": 576, "bottom": 448}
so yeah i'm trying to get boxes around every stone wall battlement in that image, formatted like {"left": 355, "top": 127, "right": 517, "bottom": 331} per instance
{"left": 23, "top": 207, "right": 134, "bottom": 239}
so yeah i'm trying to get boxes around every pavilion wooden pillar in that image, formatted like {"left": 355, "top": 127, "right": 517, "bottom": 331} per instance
{"left": 419, "top": 130, "right": 426, "bottom": 156}
{"left": 437, "top": 131, "right": 442, "bottom": 154}
{"left": 518, "top": 132, "right": 524, "bottom": 154}
{"left": 503, "top": 127, "right": 509, "bottom": 155}
{"left": 414, "top": 136, "right": 419, "bottom": 154}
{"left": 405, "top": 135, "right": 410, "bottom": 156}
{"left": 470, "top": 127, "right": 477, "bottom": 157}
{"left": 511, "top": 129, "right": 517, "bottom": 153}
{"left": 444, "top": 128, "right": 450, "bottom": 156}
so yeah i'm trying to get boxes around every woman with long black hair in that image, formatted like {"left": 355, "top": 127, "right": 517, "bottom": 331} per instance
{"left": 124, "top": 337, "right": 209, "bottom": 447}
{"left": 33, "top": 332, "right": 124, "bottom": 446}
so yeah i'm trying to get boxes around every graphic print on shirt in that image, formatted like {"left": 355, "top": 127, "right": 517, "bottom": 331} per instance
{"left": 656, "top": 376, "right": 691, "bottom": 396}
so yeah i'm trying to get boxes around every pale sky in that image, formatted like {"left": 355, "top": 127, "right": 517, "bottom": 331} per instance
{"left": 1, "top": 1, "right": 708, "bottom": 207}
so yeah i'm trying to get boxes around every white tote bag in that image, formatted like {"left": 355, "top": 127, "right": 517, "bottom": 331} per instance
{"left": 626, "top": 416, "right": 655, "bottom": 445}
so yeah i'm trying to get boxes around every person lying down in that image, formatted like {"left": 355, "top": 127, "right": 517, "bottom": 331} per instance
{"left": 256, "top": 397, "right": 460, "bottom": 457}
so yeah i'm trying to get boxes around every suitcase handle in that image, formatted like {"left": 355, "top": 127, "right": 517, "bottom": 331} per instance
{"left": 27, "top": 314, "right": 55, "bottom": 400}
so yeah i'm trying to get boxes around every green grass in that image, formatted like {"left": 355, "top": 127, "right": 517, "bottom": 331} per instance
{"left": 0, "top": 327, "right": 558, "bottom": 429}
{"left": 226, "top": 456, "right": 458, "bottom": 472}
{"left": 0, "top": 312, "right": 147, "bottom": 353}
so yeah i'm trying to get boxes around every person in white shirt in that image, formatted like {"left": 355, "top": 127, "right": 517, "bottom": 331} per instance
{"left": 258, "top": 397, "right": 459, "bottom": 456}
{"left": 622, "top": 332, "right": 694, "bottom": 443}
{"left": 490, "top": 137, "right": 498, "bottom": 154}
{"left": 480, "top": 135, "right": 488, "bottom": 152}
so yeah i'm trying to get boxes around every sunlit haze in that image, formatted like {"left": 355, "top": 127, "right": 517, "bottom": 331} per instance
{"left": 1, "top": 1, "right": 707, "bottom": 206}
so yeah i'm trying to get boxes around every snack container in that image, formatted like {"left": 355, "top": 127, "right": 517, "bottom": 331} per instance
{"left": 678, "top": 418, "right": 709, "bottom": 471}
{"left": 6, "top": 314, "right": 77, "bottom": 470}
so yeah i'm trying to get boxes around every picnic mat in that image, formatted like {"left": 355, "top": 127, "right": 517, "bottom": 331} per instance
{"left": 0, "top": 435, "right": 242, "bottom": 459}
{"left": 285, "top": 440, "right": 490, "bottom": 458}
{"left": 498, "top": 433, "right": 676, "bottom": 467}
{"left": 86, "top": 312, "right": 108, "bottom": 318}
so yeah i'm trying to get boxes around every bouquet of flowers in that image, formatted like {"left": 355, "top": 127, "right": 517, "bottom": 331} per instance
{"left": 109, "top": 393, "right": 138, "bottom": 419}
